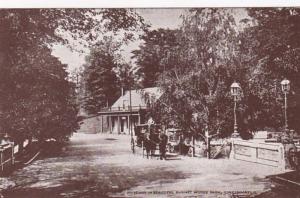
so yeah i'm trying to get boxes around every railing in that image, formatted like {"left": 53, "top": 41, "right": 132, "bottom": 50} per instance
{"left": 230, "top": 139, "right": 285, "bottom": 170}
{"left": 0, "top": 143, "right": 14, "bottom": 172}
{"left": 0, "top": 139, "right": 31, "bottom": 173}
{"left": 100, "top": 105, "right": 146, "bottom": 112}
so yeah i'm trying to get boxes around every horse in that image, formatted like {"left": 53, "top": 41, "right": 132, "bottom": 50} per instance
{"left": 143, "top": 134, "right": 156, "bottom": 159}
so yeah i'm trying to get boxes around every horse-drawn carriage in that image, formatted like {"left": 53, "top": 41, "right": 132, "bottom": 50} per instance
{"left": 132, "top": 124, "right": 163, "bottom": 158}
{"left": 132, "top": 124, "right": 186, "bottom": 159}
{"left": 166, "top": 128, "right": 182, "bottom": 153}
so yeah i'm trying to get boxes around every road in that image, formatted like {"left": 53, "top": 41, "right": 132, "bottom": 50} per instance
{"left": 0, "top": 133, "right": 284, "bottom": 198}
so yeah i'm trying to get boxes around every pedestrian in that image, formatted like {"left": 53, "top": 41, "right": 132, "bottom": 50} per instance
{"left": 159, "top": 131, "right": 168, "bottom": 160}
{"left": 143, "top": 133, "right": 151, "bottom": 159}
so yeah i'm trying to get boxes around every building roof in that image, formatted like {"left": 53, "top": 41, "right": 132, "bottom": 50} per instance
{"left": 111, "top": 87, "right": 163, "bottom": 111}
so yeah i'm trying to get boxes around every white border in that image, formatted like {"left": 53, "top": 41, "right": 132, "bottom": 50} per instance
{"left": 0, "top": 0, "right": 299, "bottom": 8}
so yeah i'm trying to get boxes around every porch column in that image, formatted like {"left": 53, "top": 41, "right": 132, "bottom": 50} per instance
{"left": 109, "top": 116, "right": 113, "bottom": 134}
{"left": 138, "top": 113, "right": 141, "bottom": 125}
{"left": 118, "top": 116, "right": 121, "bottom": 134}
{"left": 127, "top": 115, "right": 130, "bottom": 135}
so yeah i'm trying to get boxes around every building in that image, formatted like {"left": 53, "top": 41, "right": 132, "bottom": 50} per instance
{"left": 79, "top": 87, "right": 163, "bottom": 134}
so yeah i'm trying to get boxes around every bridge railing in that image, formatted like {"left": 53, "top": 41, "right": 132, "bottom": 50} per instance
{"left": 230, "top": 139, "right": 285, "bottom": 170}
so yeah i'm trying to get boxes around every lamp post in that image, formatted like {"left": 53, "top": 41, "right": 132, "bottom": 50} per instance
{"left": 281, "top": 79, "right": 290, "bottom": 132}
{"left": 129, "top": 83, "right": 135, "bottom": 154}
{"left": 230, "top": 82, "right": 241, "bottom": 138}
{"left": 129, "top": 88, "right": 132, "bottom": 136}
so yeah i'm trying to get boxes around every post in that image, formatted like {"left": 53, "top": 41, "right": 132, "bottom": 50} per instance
{"left": 127, "top": 115, "right": 129, "bottom": 134}
{"left": 101, "top": 116, "right": 104, "bottom": 133}
{"left": 217, "top": 108, "right": 220, "bottom": 134}
{"left": 205, "top": 126, "right": 210, "bottom": 159}
{"left": 138, "top": 114, "right": 141, "bottom": 125}
{"left": 281, "top": 79, "right": 290, "bottom": 133}
{"left": 284, "top": 92, "right": 288, "bottom": 131}
{"left": 0, "top": 149, "right": 3, "bottom": 171}
{"left": 231, "top": 82, "right": 241, "bottom": 138}
{"left": 207, "top": 138, "right": 210, "bottom": 159}
{"left": 233, "top": 95, "right": 238, "bottom": 135}
{"left": 192, "top": 135, "right": 195, "bottom": 157}
{"left": 11, "top": 143, "right": 14, "bottom": 165}
{"left": 118, "top": 116, "right": 121, "bottom": 134}
{"left": 142, "top": 140, "right": 144, "bottom": 157}
{"left": 130, "top": 88, "right": 135, "bottom": 153}
{"left": 129, "top": 89, "right": 132, "bottom": 136}
{"left": 179, "top": 135, "right": 182, "bottom": 155}
{"left": 109, "top": 116, "right": 112, "bottom": 134}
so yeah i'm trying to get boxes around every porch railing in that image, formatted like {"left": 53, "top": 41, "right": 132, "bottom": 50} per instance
{"left": 100, "top": 105, "right": 146, "bottom": 112}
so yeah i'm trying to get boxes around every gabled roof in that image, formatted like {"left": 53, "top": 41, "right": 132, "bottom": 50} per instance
{"left": 111, "top": 87, "right": 163, "bottom": 109}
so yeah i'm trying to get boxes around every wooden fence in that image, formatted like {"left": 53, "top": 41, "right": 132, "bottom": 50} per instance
{"left": 0, "top": 143, "right": 14, "bottom": 172}
{"left": 0, "top": 139, "right": 31, "bottom": 173}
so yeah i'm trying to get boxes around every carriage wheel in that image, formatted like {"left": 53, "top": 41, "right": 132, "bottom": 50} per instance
{"left": 131, "top": 138, "right": 135, "bottom": 154}
{"left": 168, "top": 144, "right": 174, "bottom": 153}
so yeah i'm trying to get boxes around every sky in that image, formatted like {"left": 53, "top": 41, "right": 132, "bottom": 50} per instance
{"left": 52, "top": 8, "right": 248, "bottom": 73}
{"left": 52, "top": 9, "right": 184, "bottom": 73}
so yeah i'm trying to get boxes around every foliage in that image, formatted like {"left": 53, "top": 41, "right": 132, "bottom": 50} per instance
{"left": 0, "top": 44, "right": 79, "bottom": 142}
{"left": 144, "top": 9, "right": 242, "bottom": 140}
{"left": 243, "top": 8, "right": 300, "bottom": 132}
{"left": 117, "top": 62, "right": 135, "bottom": 90}
{"left": 132, "top": 28, "right": 179, "bottom": 87}
{"left": 81, "top": 36, "right": 139, "bottom": 114}
{"left": 81, "top": 37, "right": 120, "bottom": 114}
{"left": 142, "top": 8, "right": 300, "bottom": 140}
{"left": 0, "top": 9, "right": 146, "bottom": 143}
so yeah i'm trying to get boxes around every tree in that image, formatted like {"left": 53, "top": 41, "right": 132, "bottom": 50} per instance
{"left": 0, "top": 9, "right": 147, "bottom": 143}
{"left": 117, "top": 62, "right": 136, "bottom": 91}
{"left": 0, "top": 44, "right": 79, "bottom": 144}
{"left": 82, "top": 37, "right": 120, "bottom": 114}
{"left": 145, "top": 9, "right": 243, "bottom": 140}
{"left": 135, "top": 8, "right": 300, "bottom": 140}
{"left": 132, "top": 28, "right": 179, "bottom": 87}
{"left": 240, "top": 8, "right": 300, "bottom": 133}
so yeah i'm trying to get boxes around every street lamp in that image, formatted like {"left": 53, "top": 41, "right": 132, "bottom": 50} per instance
{"left": 231, "top": 82, "right": 241, "bottom": 138}
{"left": 129, "top": 84, "right": 135, "bottom": 154}
{"left": 281, "top": 79, "right": 290, "bottom": 131}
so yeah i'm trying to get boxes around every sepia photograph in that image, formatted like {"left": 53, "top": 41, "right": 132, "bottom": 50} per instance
{"left": 0, "top": 2, "right": 300, "bottom": 198}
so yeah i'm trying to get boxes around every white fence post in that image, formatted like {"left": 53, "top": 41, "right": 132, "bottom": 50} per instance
{"left": 11, "top": 142, "right": 15, "bottom": 165}
{"left": 0, "top": 149, "right": 3, "bottom": 171}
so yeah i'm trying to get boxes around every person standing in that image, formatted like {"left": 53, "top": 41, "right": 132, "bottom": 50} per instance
{"left": 159, "top": 131, "right": 168, "bottom": 160}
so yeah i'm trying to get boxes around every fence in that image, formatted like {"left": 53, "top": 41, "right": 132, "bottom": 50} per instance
{"left": 0, "top": 143, "right": 14, "bottom": 172}
{"left": 230, "top": 139, "right": 286, "bottom": 170}
{"left": 0, "top": 139, "right": 31, "bottom": 174}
